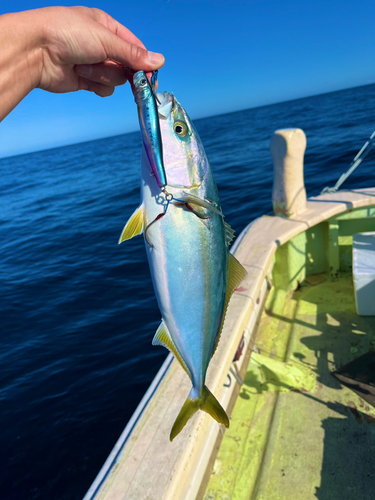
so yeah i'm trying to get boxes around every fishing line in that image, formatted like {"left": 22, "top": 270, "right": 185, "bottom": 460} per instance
{"left": 321, "top": 129, "right": 375, "bottom": 194}
{"left": 136, "top": 0, "right": 172, "bottom": 43}
{"left": 118, "top": 0, "right": 172, "bottom": 81}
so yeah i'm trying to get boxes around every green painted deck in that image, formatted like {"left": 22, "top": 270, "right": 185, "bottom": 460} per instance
{"left": 204, "top": 273, "right": 375, "bottom": 500}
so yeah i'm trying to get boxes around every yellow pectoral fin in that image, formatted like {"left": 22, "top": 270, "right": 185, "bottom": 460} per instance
{"left": 118, "top": 204, "right": 144, "bottom": 244}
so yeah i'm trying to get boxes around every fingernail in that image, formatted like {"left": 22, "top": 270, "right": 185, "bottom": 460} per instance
{"left": 148, "top": 51, "right": 164, "bottom": 66}
{"left": 76, "top": 64, "right": 93, "bottom": 77}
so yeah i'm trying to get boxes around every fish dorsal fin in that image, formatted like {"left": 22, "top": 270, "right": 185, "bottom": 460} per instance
{"left": 118, "top": 204, "right": 144, "bottom": 244}
{"left": 224, "top": 222, "right": 235, "bottom": 246}
{"left": 152, "top": 321, "right": 190, "bottom": 377}
{"left": 211, "top": 253, "right": 247, "bottom": 359}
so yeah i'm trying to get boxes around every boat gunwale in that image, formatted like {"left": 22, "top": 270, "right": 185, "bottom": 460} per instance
{"left": 86, "top": 187, "right": 375, "bottom": 500}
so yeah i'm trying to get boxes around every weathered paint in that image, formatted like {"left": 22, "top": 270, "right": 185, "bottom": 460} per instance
{"left": 332, "top": 206, "right": 375, "bottom": 220}
{"left": 338, "top": 217, "right": 375, "bottom": 236}
{"left": 272, "top": 205, "right": 375, "bottom": 291}
{"left": 328, "top": 222, "right": 340, "bottom": 278}
{"left": 250, "top": 351, "right": 316, "bottom": 394}
{"left": 305, "top": 222, "right": 329, "bottom": 275}
{"left": 272, "top": 232, "right": 307, "bottom": 292}
{"left": 204, "top": 273, "right": 375, "bottom": 500}
{"left": 338, "top": 235, "right": 353, "bottom": 271}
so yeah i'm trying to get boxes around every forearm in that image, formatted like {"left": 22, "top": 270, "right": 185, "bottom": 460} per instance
{"left": 0, "top": 11, "right": 42, "bottom": 121}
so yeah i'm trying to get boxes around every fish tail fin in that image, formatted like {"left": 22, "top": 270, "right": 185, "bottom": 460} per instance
{"left": 201, "top": 386, "right": 230, "bottom": 428}
{"left": 170, "top": 385, "right": 229, "bottom": 441}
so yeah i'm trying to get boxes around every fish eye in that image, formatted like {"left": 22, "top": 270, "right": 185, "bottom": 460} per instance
{"left": 174, "top": 121, "right": 188, "bottom": 138}
{"left": 140, "top": 78, "right": 147, "bottom": 85}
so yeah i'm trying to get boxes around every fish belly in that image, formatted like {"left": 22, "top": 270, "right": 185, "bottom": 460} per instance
{"left": 141, "top": 153, "right": 227, "bottom": 390}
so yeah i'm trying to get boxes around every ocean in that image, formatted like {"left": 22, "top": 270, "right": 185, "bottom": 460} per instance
{"left": 1, "top": 83, "right": 375, "bottom": 500}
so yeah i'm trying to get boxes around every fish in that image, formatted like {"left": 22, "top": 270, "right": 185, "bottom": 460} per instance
{"left": 132, "top": 71, "right": 167, "bottom": 189}
{"left": 119, "top": 90, "right": 247, "bottom": 441}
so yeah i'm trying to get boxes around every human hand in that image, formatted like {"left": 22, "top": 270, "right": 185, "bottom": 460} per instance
{"left": 35, "top": 6, "right": 164, "bottom": 97}
{"left": 0, "top": 6, "right": 165, "bottom": 120}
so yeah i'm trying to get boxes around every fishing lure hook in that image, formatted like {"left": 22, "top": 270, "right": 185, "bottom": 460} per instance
{"left": 161, "top": 186, "right": 173, "bottom": 201}
{"left": 144, "top": 194, "right": 217, "bottom": 248}
{"left": 145, "top": 191, "right": 175, "bottom": 247}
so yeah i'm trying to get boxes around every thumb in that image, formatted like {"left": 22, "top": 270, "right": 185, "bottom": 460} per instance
{"left": 101, "top": 29, "right": 164, "bottom": 71}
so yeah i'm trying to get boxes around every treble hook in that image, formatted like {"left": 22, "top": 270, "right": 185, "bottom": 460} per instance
{"left": 144, "top": 194, "right": 217, "bottom": 247}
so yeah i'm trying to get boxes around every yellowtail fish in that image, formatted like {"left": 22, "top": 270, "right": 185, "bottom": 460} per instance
{"left": 119, "top": 91, "right": 247, "bottom": 441}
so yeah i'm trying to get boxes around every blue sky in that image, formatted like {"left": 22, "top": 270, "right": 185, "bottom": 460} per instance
{"left": 1, "top": 0, "right": 375, "bottom": 158}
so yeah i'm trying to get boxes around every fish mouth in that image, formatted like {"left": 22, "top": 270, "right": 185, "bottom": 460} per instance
{"left": 156, "top": 92, "right": 174, "bottom": 118}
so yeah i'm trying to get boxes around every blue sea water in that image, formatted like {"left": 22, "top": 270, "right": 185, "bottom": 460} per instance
{"left": 1, "top": 83, "right": 375, "bottom": 500}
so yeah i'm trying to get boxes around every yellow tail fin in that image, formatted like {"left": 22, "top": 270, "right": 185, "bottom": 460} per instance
{"left": 170, "top": 386, "right": 229, "bottom": 441}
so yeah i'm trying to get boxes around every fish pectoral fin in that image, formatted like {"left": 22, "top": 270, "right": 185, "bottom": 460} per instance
{"left": 118, "top": 204, "right": 144, "bottom": 244}
{"left": 170, "top": 385, "right": 229, "bottom": 441}
{"left": 211, "top": 253, "right": 247, "bottom": 359}
{"left": 152, "top": 321, "right": 190, "bottom": 376}
{"left": 179, "top": 191, "right": 224, "bottom": 217}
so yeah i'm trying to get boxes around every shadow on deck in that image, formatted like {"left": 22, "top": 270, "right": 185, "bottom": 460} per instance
{"left": 204, "top": 272, "right": 375, "bottom": 500}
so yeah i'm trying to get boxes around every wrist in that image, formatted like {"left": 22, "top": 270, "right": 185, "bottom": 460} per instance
{"left": 0, "top": 10, "right": 44, "bottom": 120}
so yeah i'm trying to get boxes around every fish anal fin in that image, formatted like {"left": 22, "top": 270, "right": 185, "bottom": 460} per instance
{"left": 211, "top": 253, "right": 247, "bottom": 359}
{"left": 170, "top": 385, "right": 229, "bottom": 441}
{"left": 118, "top": 204, "right": 144, "bottom": 244}
{"left": 152, "top": 321, "right": 190, "bottom": 377}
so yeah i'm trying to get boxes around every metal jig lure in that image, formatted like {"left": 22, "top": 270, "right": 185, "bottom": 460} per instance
{"left": 132, "top": 70, "right": 168, "bottom": 190}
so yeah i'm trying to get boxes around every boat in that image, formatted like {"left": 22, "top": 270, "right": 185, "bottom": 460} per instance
{"left": 84, "top": 128, "right": 375, "bottom": 500}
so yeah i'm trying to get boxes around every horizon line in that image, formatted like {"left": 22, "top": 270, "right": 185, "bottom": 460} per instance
{"left": 1, "top": 81, "right": 374, "bottom": 161}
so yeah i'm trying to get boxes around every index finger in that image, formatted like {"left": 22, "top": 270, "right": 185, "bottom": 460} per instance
{"left": 93, "top": 9, "right": 148, "bottom": 50}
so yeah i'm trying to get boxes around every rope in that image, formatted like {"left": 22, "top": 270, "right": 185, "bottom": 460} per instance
{"left": 321, "top": 129, "right": 375, "bottom": 194}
